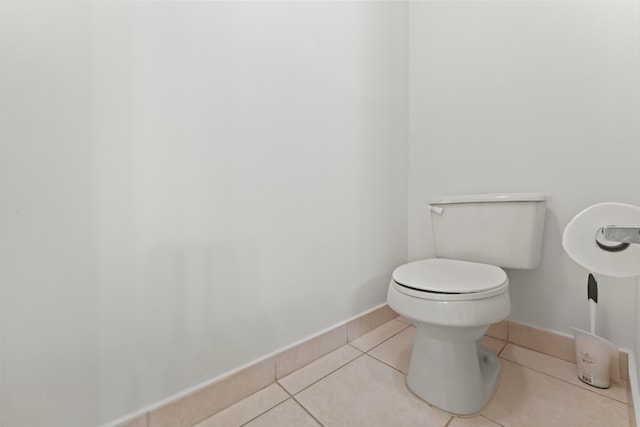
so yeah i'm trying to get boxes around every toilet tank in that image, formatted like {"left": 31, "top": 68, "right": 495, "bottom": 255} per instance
{"left": 429, "top": 193, "right": 547, "bottom": 269}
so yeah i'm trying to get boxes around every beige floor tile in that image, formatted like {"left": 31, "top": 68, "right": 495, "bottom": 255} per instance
{"left": 347, "top": 305, "right": 397, "bottom": 341}
{"left": 482, "top": 359, "right": 629, "bottom": 427}
{"left": 368, "top": 327, "right": 505, "bottom": 374}
{"left": 244, "top": 399, "right": 320, "bottom": 427}
{"left": 449, "top": 414, "right": 501, "bottom": 427}
{"left": 500, "top": 343, "right": 628, "bottom": 404}
{"left": 368, "top": 326, "right": 415, "bottom": 373}
{"left": 483, "top": 336, "right": 506, "bottom": 355}
{"left": 278, "top": 345, "right": 362, "bottom": 395}
{"left": 195, "top": 383, "right": 288, "bottom": 427}
{"left": 350, "top": 319, "right": 409, "bottom": 352}
{"left": 296, "top": 355, "right": 452, "bottom": 427}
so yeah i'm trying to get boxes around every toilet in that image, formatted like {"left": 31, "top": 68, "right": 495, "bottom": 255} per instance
{"left": 387, "top": 193, "right": 547, "bottom": 415}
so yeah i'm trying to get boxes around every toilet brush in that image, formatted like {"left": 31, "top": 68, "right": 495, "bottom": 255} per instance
{"left": 588, "top": 273, "right": 598, "bottom": 335}
{"left": 571, "top": 273, "right": 619, "bottom": 388}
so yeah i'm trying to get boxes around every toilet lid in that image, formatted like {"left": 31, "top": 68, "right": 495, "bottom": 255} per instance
{"left": 392, "top": 258, "right": 507, "bottom": 294}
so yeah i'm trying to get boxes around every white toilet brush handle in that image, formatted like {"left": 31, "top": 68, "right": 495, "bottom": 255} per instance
{"left": 589, "top": 299, "right": 596, "bottom": 335}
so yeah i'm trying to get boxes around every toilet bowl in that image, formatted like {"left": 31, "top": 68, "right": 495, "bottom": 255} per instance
{"left": 387, "top": 258, "right": 510, "bottom": 415}
{"left": 387, "top": 193, "right": 547, "bottom": 415}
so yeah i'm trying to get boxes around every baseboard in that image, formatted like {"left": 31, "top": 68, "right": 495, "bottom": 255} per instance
{"left": 108, "top": 311, "right": 633, "bottom": 427}
{"left": 505, "top": 320, "right": 629, "bottom": 382}
{"left": 106, "top": 303, "right": 396, "bottom": 427}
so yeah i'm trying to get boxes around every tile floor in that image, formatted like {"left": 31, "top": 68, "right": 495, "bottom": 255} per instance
{"left": 196, "top": 317, "right": 633, "bottom": 427}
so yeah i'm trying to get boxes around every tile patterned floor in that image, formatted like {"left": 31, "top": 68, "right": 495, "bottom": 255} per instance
{"left": 196, "top": 319, "right": 633, "bottom": 427}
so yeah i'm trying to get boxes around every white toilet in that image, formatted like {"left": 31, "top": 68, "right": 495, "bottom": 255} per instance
{"left": 387, "top": 193, "right": 547, "bottom": 415}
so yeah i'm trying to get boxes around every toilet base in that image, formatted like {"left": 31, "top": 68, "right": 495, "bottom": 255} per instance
{"left": 406, "top": 323, "right": 501, "bottom": 415}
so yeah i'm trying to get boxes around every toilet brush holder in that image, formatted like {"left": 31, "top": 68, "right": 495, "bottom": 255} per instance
{"left": 571, "top": 327, "right": 616, "bottom": 389}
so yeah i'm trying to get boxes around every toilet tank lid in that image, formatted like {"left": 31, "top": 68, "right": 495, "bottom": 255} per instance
{"left": 429, "top": 193, "right": 549, "bottom": 205}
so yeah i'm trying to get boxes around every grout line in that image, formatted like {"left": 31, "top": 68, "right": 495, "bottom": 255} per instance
{"left": 443, "top": 416, "right": 454, "bottom": 427}
{"left": 395, "top": 316, "right": 414, "bottom": 326}
{"left": 278, "top": 375, "right": 326, "bottom": 427}
{"left": 236, "top": 395, "right": 290, "bottom": 427}
{"left": 291, "top": 395, "right": 325, "bottom": 427}
{"left": 347, "top": 342, "right": 361, "bottom": 352}
{"left": 364, "top": 323, "right": 413, "bottom": 354}
{"left": 479, "top": 413, "right": 506, "bottom": 427}
{"left": 282, "top": 352, "right": 366, "bottom": 397}
{"left": 364, "top": 352, "right": 407, "bottom": 376}
{"left": 350, "top": 319, "right": 412, "bottom": 351}
{"left": 203, "top": 383, "right": 288, "bottom": 427}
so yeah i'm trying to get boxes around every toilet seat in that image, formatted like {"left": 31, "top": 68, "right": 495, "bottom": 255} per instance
{"left": 392, "top": 258, "right": 508, "bottom": 301}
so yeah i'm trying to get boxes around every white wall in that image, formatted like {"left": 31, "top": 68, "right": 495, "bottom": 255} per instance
{"left": 0, "top": 1, "right": 99, "bottom": 426}
{"left": 409, "top": 1, "right": 640, "bottom": 348}
{"left": 0, "top": 2, "right": 409, "bottom": 426}
{"left": 3, "top": 1, "right": 639, "bottom": 425}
